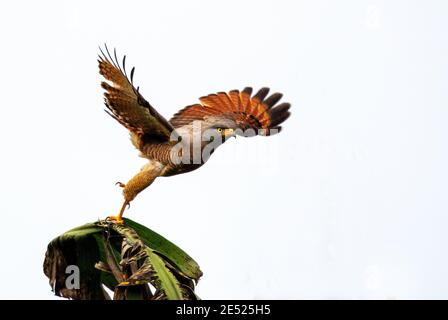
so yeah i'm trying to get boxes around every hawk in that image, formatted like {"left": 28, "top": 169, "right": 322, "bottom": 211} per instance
{"left": 98, "top": 46, "right": 291, "bottom": 223}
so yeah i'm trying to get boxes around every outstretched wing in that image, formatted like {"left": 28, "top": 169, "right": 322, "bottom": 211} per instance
{"left": 98, "top": 46, "right": 176, "bottom": 145}
{"left": 169, "top": 87, "right": 291, "bottom": 136}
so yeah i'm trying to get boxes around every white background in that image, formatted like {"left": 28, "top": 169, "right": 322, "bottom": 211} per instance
{"left": 0, "top": 0, "right": 447, "bottom": 299}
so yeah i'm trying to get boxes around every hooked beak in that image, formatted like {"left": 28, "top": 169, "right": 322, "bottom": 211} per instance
{"left": 222, "top": 128, "right": 236, "bottom": 140}
{"left": 226, "top": 128, "right": 236, "bottom": 138}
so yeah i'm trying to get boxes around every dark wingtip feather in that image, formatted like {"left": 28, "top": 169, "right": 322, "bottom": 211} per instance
{"left": 113, "top": 48, "right": 120, "bottom": 71}
{"left": 104, "top": 44, "right": 116, "bottom": 68}
{"left": 269, "top": 102, "right": 291, "bottom": 127}
{"left": 242, "top": 87, "right": 253, "bottom": 96}
{"left": 270, "top": 111, "right": 291, "bottom": 127}
{"left": 269, "top": 102, "right": 291, "bottom": 114}
{"left": 98, "top": 45, "right": 107, "bottom": 62}
{"left": 253, "top": 87, "right": 270, "bottom": 102}
{"left": 130, "top": 67, "right": 135, "bottom": 84}
{"left": 122, "top": 55, "right": 127, "bottom": 77}
{"left": 264, "top": 93, "right": 283, "bottom": 108}
{"left": 101, "top": 81, "right": 111, "bottom": 90}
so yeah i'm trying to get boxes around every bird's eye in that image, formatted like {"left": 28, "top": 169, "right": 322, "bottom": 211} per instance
{"left": 217, "top": 128, "right": 223, "bottom": 133}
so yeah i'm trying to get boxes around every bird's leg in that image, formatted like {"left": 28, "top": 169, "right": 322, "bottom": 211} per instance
{"left": 107, "top": 162, "right": 164, "bottom": 224}
{"left": 107, "top": 200, "right": 129, "bottom": 224}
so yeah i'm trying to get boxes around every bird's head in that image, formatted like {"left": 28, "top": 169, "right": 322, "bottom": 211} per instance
{"left": 171, "top": 117, "right": 237, "bottom": 165}
{"left": 201, "top": 116, "right": 237, "bottom": 142}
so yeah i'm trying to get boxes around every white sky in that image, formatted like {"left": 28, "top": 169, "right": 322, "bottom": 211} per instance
{"left": 0, "top": 0, "right": 447, "bottom": 299}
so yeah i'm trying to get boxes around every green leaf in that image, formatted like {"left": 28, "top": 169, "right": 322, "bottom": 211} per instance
{"left": 121, "top": 218, "right": 202, "bottom": 282}
{"left": 43, "top": 223, "right": 111, "bottom": 299}
{"left": 145, "top": 249, "right": 185, "bottom": 300}
{"left": 43, "top": 219, "right": 201, "bottom": 300}
{"left": 107, "top": 222, "right": 193, "bottom": 300}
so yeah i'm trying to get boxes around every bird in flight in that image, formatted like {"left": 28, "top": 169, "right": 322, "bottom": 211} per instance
{"left": 98, "top": 46, "right": 291, "bottom": 223}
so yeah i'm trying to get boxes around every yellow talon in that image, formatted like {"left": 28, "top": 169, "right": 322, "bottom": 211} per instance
{"left": 115, "top": 181, "right": 125, "bottom": 188}
{"left": 106, "top": 200, "right": 129, "bottom": 224}
{"left": 107, "top": 215, "right": 124, "bottom": 224}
